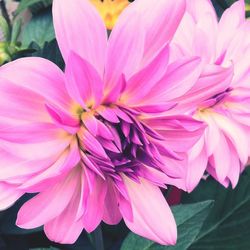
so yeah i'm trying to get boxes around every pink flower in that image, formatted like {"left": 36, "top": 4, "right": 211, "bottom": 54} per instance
{"left": 169, "top": 0, "right": 250, "bottom": 191}
{"left": 0, "top": 0, "right": 205, "bottom": 245}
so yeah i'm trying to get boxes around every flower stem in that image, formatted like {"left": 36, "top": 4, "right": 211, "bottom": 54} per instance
{"left": 0, "top": 0, "right": 11, "bottom": 28}
{"left": 92, "top": 225, "right": 104, "bottom": 250}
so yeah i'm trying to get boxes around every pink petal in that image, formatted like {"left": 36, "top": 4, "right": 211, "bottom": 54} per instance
{"left": 20, "top": 138, "right": 80, "bottom": 192}
{"left": 0, "top": 149, "right": 59, "bottom": 181}
{"left": 121, "top": 177, "right": 177, "bottom": 245}
{"left": 16, "top": 168, "right": 80, "bottom": 229}
{"left": 143, "top": 115, "right": 205, "bottom": 152}
{"left": 0, "top": 57, "right": 72, "bottom": 112}
{"left": 44, "top": 176, "right": 84, "bottom": 244}
{"left": 0, "top": 136, "right": 72, "bottom": 161}
{"left": 0, "top": 80, "right": 49, "bottom": 123}
{"left": 104, "top": 11, "right": 145, "bottom": 92}
{"left": 217, "top": 0, "right": 246, "bottom": 55}
{"left": 103, "top": 178, "right": 122, "bottom": 225}
{"left": 65, "top": 52, "right": 104, "bottom": 108}
{"left": 104, "top": 74, "right": 126, "bottom": 104}
{"left": 0, "top": 183, "right": 23, "bottom": 210}
{"left": 226, "top": 147, "right": 241, "bottom": 188}
{"left": 78, "top": 128, "right": 108, "bottom": 160}
{"left": 145, "top": 57, "right": 202, "bottom": 103}
{"left": 127, "top": 0, "right": 186, "bottom": 64}
{"left": 211, "top": 112, "right": 249, "bottom": 164}
{"left": 209, "top": 132, "right": 231, "bottom": 182}
{"left": 122, "top": 44, "right": 170, "bottom": 105}
{"left": 0, "top": 122, "right": 63, "bottom": 143}
{"left": 186, "top": 137, "right": 208, "bottom": 192}
{"left": 52, "top": 0, "right": 107, "bottom": 75}
{"left": 186, "top": 0, "right": 217, "bottom": 23}
{"left": 83, "top": 176, "right": 107, "bottom": 232}
{"left": 170, "top": 13, "right": 196, "bottom": 61}
{"left": 174, "top": 63, "right": 233, "bottom": 112}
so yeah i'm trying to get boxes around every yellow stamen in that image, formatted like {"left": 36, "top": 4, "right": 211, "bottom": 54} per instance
{"left": 71, "top": 103, "right": 84, "bottom": 117}
{"left": 90, "top": 0, "right": 130, "bottom": 30}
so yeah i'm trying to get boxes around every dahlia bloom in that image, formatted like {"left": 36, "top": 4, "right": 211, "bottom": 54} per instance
{"left": 169, "top": 0, "right": 250, "bottom": 191}
{"left": 0, "top": 0, "right": 205, "bottom": 245}
{"left": 90, "top": 0, "right": 129, "bottom": 30}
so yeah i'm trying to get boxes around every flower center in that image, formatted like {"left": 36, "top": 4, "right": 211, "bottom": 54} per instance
{"left": 76, "top": 104, "right": 167, "bottom": 181}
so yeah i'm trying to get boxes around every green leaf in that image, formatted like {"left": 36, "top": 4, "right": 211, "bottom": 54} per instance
{"left": 121, "top": 200, "right": 213, "bottom": 250}
{"left": 182, "top": 169, "right": 250, "bottom": 250}
{"left": 22, "top": 8, "right": 55, "bottom": 48}
{"left": 11, "top": 18, "right": 22, "bottom": 43}
{"left": 15, "top": 0, "right": 51, "bottom": 15}
{"left": 32, "top": 39, "right": 64, "bottom": 69}
{"left": 0, "top": 16, "right": 10, "bottom": 42}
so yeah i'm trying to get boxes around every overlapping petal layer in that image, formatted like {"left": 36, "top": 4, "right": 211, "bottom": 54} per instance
{"left": 170, "top": 0, "right": 250, "bottom": 191}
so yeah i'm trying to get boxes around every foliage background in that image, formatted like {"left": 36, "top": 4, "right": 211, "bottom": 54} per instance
{"left": 0, "top": 0, "right": 250, "bottom": 249}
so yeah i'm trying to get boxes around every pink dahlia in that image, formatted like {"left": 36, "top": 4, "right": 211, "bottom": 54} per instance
{"left": 169, "top": 0, "right": 250, "bottom": 191}
{"left": 0, "top": 0, "right": 205, "bottom": 245}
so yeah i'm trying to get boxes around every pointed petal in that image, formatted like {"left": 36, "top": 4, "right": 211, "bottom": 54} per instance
{"left": 103, "top": 178, "right": 122, "bottom": 225}
{"left": 16, "top": 168, "right": 80, "bottom": 229}
{"left": 124, "top": 0, "right": 186, "bottom": 64}
{"left": 209, "top": 132, "right": 231, "bottom": 182}
{"left": 122, "top": 177, "right": 177, "bottom": 245}
{"left": 104, "top": 11, "right": 145, "bottom": 92}
{"left": 52, "top": 0, "right": 107, "bottom": 75}
{"left": 83, "top": 176, "right": 107, "bottom": 232}
{"left": 186, "top": 138, "right": 208, "bottom": 192}
{"left": 146, "top": 57, "right": 202, "bottom": 103}
{"left": 65, "top": 52, "right": 104, "bottom": 108}
{"left": 122, "top": 44, "right": 170, "bottom": 105}
{"left": 217, "top": 0, "right": 246, "bottom": 55}
{"left": 44, "top": 176, "right": 83, "bottom": 244}
{"left": 0, "top": 183, "right": 23, "bottom": 211}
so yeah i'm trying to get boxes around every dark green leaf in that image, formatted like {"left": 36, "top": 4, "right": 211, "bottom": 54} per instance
{"left": 22, "top": 8, "right": 55, "bottom": 48}
{"left": 182, "top": 169, "right": 250, "bottom": 250}
{"left": 0, "top": 194, "right": 42, "bottom": 235}
{"left": 32, "top": 39, "right": 64, "bottom": 69}
{"left": 121, "top": 200, "right": 213, "bottom": 250}
{"left": 15, "top": 0, "right": 51, "bottom": 15}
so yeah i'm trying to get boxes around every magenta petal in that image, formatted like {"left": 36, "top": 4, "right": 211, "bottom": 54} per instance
{"left": 65, "top": 52, "right": 104, "bottom": 108}
{"left": 123, "top": 44, "right": 170, "bottom": 105}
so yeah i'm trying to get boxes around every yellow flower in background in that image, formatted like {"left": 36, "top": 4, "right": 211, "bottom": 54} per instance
{"left": 90, "top": 0, "right": 130, "bottom": 30}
